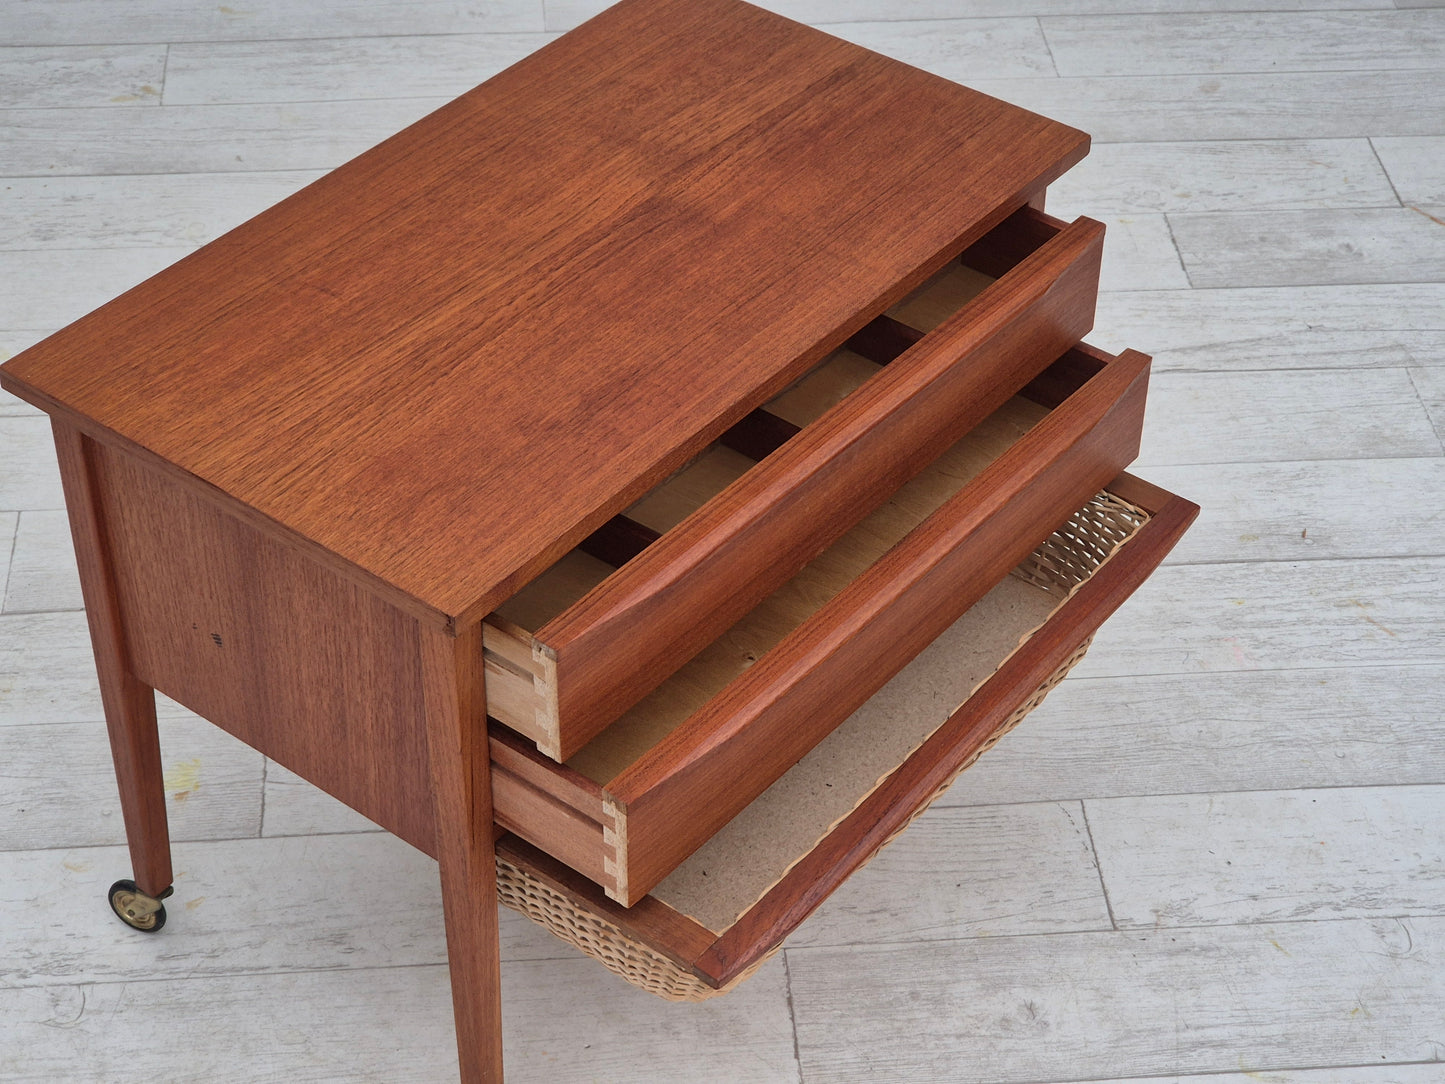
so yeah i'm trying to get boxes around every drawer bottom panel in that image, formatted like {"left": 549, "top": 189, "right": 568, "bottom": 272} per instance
{"left": 490, "top": 474, "right": 1198, "bottom": 999}
{"left": 496, "top": 634, "right": 1092, "bottom": 1002}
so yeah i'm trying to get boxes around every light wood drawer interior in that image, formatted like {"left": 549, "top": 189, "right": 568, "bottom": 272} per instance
{"left": 485, "top": 205, "right": 1106, "bottom": 761}
{"left": 489, "top": 338, "right": 1149, "bottom": 905}
{"left": 501, "top": 356, "right": 1038, "bottom": 781}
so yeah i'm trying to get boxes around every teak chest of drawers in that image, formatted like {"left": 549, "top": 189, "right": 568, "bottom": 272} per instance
{"left": 0, "top": 1, "right": 1198, "bottom": 1079}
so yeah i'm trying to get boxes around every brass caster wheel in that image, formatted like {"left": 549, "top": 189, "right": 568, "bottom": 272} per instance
{"left": 108, "top": 879, "right": 173, "bottom": 933}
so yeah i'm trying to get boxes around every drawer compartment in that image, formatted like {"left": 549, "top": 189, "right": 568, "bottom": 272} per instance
{"left": 490, "top": 340, "right": 1151, "bottom": 905}
{"left": 495, "top": 475, "right": 1199, "bottom": 997}
{"left": 486, "top": 205, "right": 1105, "bottom": 761}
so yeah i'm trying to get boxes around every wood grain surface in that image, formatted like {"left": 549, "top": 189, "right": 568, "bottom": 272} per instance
{"left": 87, "top": 439, "right": 437, "bottom": 856}
{"left": 51, "top": 422, "right": 172, "bottom": 897}
{"left": 0, "top": 0, "right": 1088, "bottom": 630}
{"left": 531, "top": 210, "right": 1103, "bottom": 759}
{"left": 420, "top": 623, "right": 503, "bottom": 1084}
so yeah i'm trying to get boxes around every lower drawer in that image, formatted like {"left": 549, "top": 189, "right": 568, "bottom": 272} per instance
{"left": 494, "top": 473, "right": 1198, "bottom": 999}
{"left": 489, "top": 341, "right": 1152, "bottom": 906}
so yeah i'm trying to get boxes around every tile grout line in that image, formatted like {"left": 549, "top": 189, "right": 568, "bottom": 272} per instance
{"left": 0, "top": 92, "right": 451, "bottom": 113}
{"left": 7, "top": 779, "right": 1445, "bottom": 857}
{"left": 0, "top": 169, "right": 334, "bottom": 181}
{"left": 1109, "top": 450, "right": 1439, "bottom": 468}
{"left": 1091, "top": 278, "right": 1445, "bottom": 295}
{"left": 1090, "top": 132, "right": 1442, "bottom": 147}
{"left": 966, "top": 61, "right": 1445, "bottom": 80}
{"left": 939, "top": 778, "right": 1445, "bottom": 811}
{"left": 1, "top": 510, "right": 18, "bottom": 611}
{"left": 8, "top": 959, "right": 453, "bottom": 996}
{"left": 244, "top": 827, "right": 387, "bottom": 842}
{"left": 2, "top": 65, "right": 1443, "bottom": 111}
{"left": 1162, "top": 204, "right": 1424, "bottom": 220}
{"left": 0, "top": 7, "right": 1411, "bottom": 49}
{"left": 6, "top": 943, "right": 759, "bottom": 993}
{"left": 1078, "top": 799, "right": 1118, "bottom": 931}
{"left": 1161, "top": 550, "right": 1445, "bottom": 569}
{"left": 1069, "top": 656, "right": 1445, "bottom": 682}
{"left": 257, "top": 756, "right": 269, "bottom": 838}
{"left": 1404, "top": 366, "right": 1445, "bottom": 454}
{"left": 1036, "top": 15, "right": 1062, "bottom": 77}
{"left": 10, "top": 914, "right": 1443, "bottom": 999}
{"left": 0, "top": 167, "right": 326, "bottom": 182}
{"left": 786, "top": 909, "right": 1445, "bottom": 959}
{"left": 1146, "top": 362, "right": 1445, "bottom": 378}
{"left": 782, "top": 950, "right": 806, "bottom": 1084}
{"left": 1000, "top": 1056, "right": 1445, "bottom": 1084}
{"left": 0, "top": 29, "right": 557, "bottom": 51}
{"left": 1160, "top": 211, "right": 1195, "bottom": 288}
{"left": 0, "top": 826, "right": 390, "bottom": 857}
{"left": 1114, "top": 277, "right": 1445, "bottom": 292}
{"left": 158, "top": 42, "right": 171, "bottom": 107}
{"left": 1366, "top": 135, "right": 1407, "bottom": 207}
{"left": 793, "top": 919, "right": 1121, "bottom": 957}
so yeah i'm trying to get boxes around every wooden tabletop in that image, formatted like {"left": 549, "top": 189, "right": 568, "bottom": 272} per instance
{"left": 0, "top": 0, "right": 1087, "bottom": 630}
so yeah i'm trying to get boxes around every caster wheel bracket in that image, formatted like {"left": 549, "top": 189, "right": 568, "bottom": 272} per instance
{"left": 108, "top": 879, "right": 172, "bottom": 933}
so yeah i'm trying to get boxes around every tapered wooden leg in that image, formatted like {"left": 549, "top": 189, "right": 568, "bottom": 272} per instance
{"left": 421, "top": 621, "right": 504, "bottom": 1084}
{"left": 52, "top": 421, "right": 173, "bottom": 898}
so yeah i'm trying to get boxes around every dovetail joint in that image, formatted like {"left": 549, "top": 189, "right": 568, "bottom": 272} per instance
{"left": 601, "top": 796, "right": 627, "bottom": 904}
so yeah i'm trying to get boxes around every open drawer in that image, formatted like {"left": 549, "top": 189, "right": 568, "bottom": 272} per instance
{"left": 494, "top": 474, "right": 1198, "bottom": 998}
{"left": 483, "top": 205, "right": 1105, "bottom": 761}
{"left": 488, "top": 339, "right": 1151, "bottom": 905}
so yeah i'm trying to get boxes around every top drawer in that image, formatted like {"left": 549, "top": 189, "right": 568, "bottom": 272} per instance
{"left": 484, "top": 206, "right": 1104, "bottom": 761}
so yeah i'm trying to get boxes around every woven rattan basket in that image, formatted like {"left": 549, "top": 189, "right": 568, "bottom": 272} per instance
{"left": 496, "top": 491, "right": 1146, "bottom": 1001}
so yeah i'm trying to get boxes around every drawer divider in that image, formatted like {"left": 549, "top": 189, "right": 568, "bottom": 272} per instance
{"left": 578, "top": 406, "right": 807, "bottom": 570}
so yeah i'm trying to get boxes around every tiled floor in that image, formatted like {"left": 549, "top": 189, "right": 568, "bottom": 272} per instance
{"left": 2, "top": 2, "right": 1443, "bottom": 1081}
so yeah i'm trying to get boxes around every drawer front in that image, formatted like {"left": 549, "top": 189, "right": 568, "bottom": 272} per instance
{"left": 487, "top": 207, "right": 1106, "bottom": 761}
{"left": 490, "top": 341, "right": 1151, "bottom": 905}
{"left": 493, "top": 473, "right": 1199, "bottom": 995}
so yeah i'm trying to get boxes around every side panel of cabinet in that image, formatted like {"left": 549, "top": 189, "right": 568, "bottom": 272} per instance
{"left": 90, "top": 441, "right": 438, "bottom": 856}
